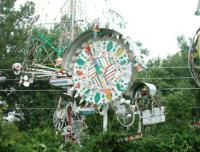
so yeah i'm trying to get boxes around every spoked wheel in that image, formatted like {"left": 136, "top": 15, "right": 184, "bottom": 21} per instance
{"left": 72, "top": 115, "right": 88, "bottom": 145}
{"left": 53, "top": 108, "right": 67, "bottom": 130}
{"left": 189, "top": 28, "right": 200, "bottom": 87}
{"left": 116, "top": 102, "right": 135, "bottom": 128}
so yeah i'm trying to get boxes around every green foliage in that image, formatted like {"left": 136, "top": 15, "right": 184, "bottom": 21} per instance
{"left": 0, "top": 0, "right": 35, "bottom": 68}
{"left": 80, "top": 131, "right": 200, "bottom": 152}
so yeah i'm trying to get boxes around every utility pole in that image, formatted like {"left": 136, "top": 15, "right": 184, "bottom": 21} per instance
{"left": 70, "top": 0, "right": 76, "bottom": 40}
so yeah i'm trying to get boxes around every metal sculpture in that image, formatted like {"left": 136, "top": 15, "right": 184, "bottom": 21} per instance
{"left": 12, "top": 0, "right": 165, "bottom": 144}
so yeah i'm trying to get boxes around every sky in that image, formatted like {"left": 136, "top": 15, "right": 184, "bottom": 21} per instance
{"left": 110, "top": 0, "right": 200, "bottom": 58}
{"left": 16, "top": 0, "right": 200, "bottom": 59}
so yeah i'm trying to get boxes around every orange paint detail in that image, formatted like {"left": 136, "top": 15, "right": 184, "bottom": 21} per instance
{"left": 76, "top": 70, "right": 84, "bottom": 76}
{"left": 102, "top": 89, "right": 112, "bottom": 101}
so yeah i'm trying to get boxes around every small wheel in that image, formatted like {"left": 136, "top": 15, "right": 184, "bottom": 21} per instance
{"left": 72, "top": 115, "right": 88, "bottom": 145}
{"left": 116, "top": 102, "right": 135, "bottom": 127}
{"left": 53, "top": 109, "right": 67, "bottom": 130}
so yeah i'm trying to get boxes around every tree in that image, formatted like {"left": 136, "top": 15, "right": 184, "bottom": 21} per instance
{"left": 0, "top": 0, "right": 35, "bottom": 68}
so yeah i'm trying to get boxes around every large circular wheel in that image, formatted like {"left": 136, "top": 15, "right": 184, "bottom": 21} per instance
{"left": 62, "top": 29, "right": 137, "bottom": 105}
{"left": 189, "top": 28, "right": 200, "bottom": 87}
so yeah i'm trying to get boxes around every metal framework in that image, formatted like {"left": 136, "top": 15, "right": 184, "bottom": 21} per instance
{"left": 12, "top": 0, "right": 166, "bottom": 145}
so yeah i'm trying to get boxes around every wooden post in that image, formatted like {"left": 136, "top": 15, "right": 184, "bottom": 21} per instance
{"left": 138, "top": 112, "right": 142, "bottom": 133}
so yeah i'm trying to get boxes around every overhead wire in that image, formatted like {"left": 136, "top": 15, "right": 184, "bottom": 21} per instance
{"left": 0, "top": 67, "right": 196, "bottom": 82}
{"left": 5, "top": 106, "right": 200, "bottom": 110}
{"left": 0, "top": 89, "right": 63, "bottom": 92}
{"left": 0, "top": 76, "right": 196, "bottom": 81}
{"left": 0, "top": 66, "right": 191, "bottom": 71}
{"left": 144, "top": 66, "right": 189, "bottom": 69}
{"left": 137, "top": 77, "right": 194, "bottom": 80}
{"left": 0, "top": 87, "right": 200, "bottom": 92}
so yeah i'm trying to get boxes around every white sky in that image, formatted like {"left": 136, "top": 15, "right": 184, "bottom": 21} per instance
{"left": 110, "top": 0, "right": 200, "bottom": 58}
{"left": 16, "top": 0, "right": 200, "bottom": 59}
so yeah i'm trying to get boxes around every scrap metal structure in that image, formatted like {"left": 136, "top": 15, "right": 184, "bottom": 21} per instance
{"left": 12, "top": 0, "right": 165, "bottom": 144}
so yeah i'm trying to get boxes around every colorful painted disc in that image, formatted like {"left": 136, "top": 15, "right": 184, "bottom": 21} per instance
{"left": 73, "top": 38, "right": 133, "bottom": 104}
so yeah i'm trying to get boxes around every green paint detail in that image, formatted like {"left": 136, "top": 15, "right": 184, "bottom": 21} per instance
{"left": 79, "top": 110, "right": 96, "bottom": 115}
{"left": 109, "top": 57, "right": 114, "bottom": 64}
{"left": 94, "top": 93, "right": 101, "bottom": 103}
{"left": 116, "top": 83, "right": 124, "bottom": 92}
{"left": 94, "top": 63, "right": 102, "bottom": 75}
{"left": 133, "top": 60, "right": 138, "bottom": 64}
{"left": 120, "top": 60, "right": 127, "bottom": 65}
{"left": 107, "top": 41, "right": 113, "bottom": 52}
{"left": 84, "top": 89, "right": 90, "bottom": 95}
{"left": 76, "top": 58, "right": 85, "bottom": 65}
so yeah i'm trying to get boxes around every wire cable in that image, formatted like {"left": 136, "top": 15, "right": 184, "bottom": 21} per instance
{"left": 137, "top": 77, "right": 194, "bottom": 80}
{"left": 0, "top": 88, "right": 200, "bottom": 92}
{"left": 0, "top": 66, "right": 191, "bottom": 71}
{"left": 0, "top": 89, "right": 63, "bottom": 92}
{"left": 0, "top": 76, "right": 195, "bottom": 81}
{"left": 6, "top": 106, "right": 200, "bottom": 110}
{"left": 144, "top": 66, "right": 189, "bottom": 69}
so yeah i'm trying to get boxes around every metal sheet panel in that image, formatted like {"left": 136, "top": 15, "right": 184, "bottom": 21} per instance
{"left": 142, "top": 106, "right": 165, "bottom": 125}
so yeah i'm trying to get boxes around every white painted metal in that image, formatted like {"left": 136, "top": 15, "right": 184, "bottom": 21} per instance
{"left": 142, "top": 106, "right": 166, "bottom": 125}
{"left": 103, "top": 104, "right": 109, "bottom": 132}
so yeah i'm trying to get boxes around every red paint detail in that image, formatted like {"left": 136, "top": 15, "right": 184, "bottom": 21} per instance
{"left": 85, "top": 45, "right": 91, "bottom": 55}
{"left": 128, "top": 135, "right": 134, "bottom": 141}
{"left": 76, "top": 83, "right": 80, "bottom": 89}
{"left": 194, "top": 121, "right": 200, "bottom": 128}
{"left": 59, "top": 68, "right": 65, "bottom": 75}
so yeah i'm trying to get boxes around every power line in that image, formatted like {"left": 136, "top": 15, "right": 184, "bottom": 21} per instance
{"left": 0, "top": 69, "right": 13, "bottom": 71}
{"left": 6, "top": 106, "right": 200, "bottom": 110}
{"left": 137, "top": 77, "right": 194, "bottom": 80}
{"left": 14, "top": 107, "right": 56, "bottom": 110}
{"left": 0, "top": 89, "right": 63, "bottom": 92}
{"left": 145, "top": 66, "right": 189, "bottom": 69}
{"left": 1, "top": 76, "right": 195, "bottom": 81}
{"left": 4, "top": 79, "right": 49, "bottom": 81}
{"left": 160, "top": 87, "right": 200, "bottom": 90}
{"left": 0, "top": 88, "right": 200, "bottom": 92}
{"left": 0, "top": 66, "right": 191, "bottom": 71}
